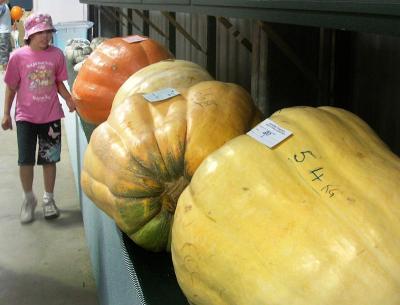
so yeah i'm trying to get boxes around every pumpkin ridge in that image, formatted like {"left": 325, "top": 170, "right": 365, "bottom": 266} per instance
{"left": 108, "top": 103, "right": 171, "bottom": 182}
{"left": 151, "top": 126, "right": 174, "bottom": 182}
{"left": 141, "top": 42, "right": 152, "bottom": 70}
{"left": 107, "top": 122, "right": 164, "bottom": 182}
{"left": 86, "top": 123, "right": 164, "bottom": 198}
{"left": 147, "top": 99, "right": 187, "bottom": 182}
{"left": 148, "top": 136, "right": 187, "bottom": 214}
{"left": 163, "top": 147, "right": 185, "bottom": 179}
{"left": 148, "top": 118, "right": 174, "bottom": 182}
{"left": 83, "top": 144, "right": 161, "bottom": 197}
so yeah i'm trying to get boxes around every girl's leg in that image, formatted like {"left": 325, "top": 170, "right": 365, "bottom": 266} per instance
{"left": 42, "top": 163, "right": 56, "bottom": 193}
{"left": 42, "top": 163, "right": 59, "bottom": 219}
{"left": 16, "top": 121, "right": 37, "bottom": 192}
{"left": 19, "top": 165, "right": 34, "bottom": 193}
{"left": 16, "top": 121, "right": 38, "bottom": 223}
{"left": 19, "top": 165, "right": 37, "bottom": 224}
{"left": 38, "top": 120, "right": 61, "bottom": 219}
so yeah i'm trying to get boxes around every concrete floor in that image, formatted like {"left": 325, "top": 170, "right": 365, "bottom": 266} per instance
{"left": 0, "top": 73, "right": 98, "bottom": 304}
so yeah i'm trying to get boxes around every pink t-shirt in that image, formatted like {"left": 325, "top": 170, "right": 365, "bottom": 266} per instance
{"left": 4, "top": 45, "right": 68, "bottom": 123}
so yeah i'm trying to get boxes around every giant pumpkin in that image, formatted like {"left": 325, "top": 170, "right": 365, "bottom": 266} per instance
{"left": 72, "top": 35, "right": 173, "bottom": 125}
{"left": 81, "top": 80, "right": 262, "bottom": 252}
{"left": 112, "top": 59, "right": 213, "bottom": 110}
{"left": 171, "top": 106, "right": 400, "bottom": 305}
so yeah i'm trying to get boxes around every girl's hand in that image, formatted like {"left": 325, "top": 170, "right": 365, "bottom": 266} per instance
{"left": 1, "top": 114, "right": 12, "bottom": 130}
{"left": 66, "top": 96, "right": 76, "bottom": 113}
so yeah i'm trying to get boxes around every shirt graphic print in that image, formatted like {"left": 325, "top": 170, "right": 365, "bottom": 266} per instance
{"left": 4, "top": 46, "right": 68, "bottom": 123}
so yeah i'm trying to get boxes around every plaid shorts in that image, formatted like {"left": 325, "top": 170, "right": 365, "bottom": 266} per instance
{"left": 16, "top": 120, "right": 62, "bottom": 165}
{"left": 0, "top": 32, "right": 11, "bottom": 65}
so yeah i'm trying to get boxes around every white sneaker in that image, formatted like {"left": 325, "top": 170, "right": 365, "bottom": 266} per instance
{"left": 20, "top": 197, "right": 37, "bottom": 224}
{"left": 43, "top": 198, "right": 60, "bottom": 220}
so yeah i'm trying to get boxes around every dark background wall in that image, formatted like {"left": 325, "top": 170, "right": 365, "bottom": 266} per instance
{"left": 88, "top": 6, "right": 400, "bottom": 155}
{"left": 9, "top": 0, "right": 32, "bottom": 10}
{"left": 334, "top": 32, "right": 400, "bottom": 155}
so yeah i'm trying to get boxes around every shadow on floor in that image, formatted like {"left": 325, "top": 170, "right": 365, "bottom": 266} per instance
{"left": 0, "top": 208, "right": 84, "bottom": 229}
{"left": 43, "top": 208, "right": 86, "bottom": 229}
{"left": 0, "top": 266, "right": 98, "bottom": 305}
{"left": 19, "top": 208, "right": 87, "bottom": 230}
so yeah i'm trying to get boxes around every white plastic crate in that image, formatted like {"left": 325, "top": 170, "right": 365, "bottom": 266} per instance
{"left": 53, "top": 21, "right": 93, "bottom": 53}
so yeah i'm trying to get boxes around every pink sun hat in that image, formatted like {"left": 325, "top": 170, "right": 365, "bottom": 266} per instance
{"left": 24, "top": 13, "right": 56, "bottom": 40}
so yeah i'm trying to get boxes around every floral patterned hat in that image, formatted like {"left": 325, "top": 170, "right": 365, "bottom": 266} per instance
{"left": 24, "top": 13, "right": 55, "bottom": 40}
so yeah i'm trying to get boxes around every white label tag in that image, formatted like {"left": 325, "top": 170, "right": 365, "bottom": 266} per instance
{"left": 247, "top": 119, "right": 292, "bottom": 148}
{"left": 143, "top": 88, "right": 180, "bottom": 103}
{"left": 122, "top": 35, "right": 148, "bottom": 43}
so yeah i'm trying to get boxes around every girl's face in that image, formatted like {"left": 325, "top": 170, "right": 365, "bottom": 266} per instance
{"left": 29, "top": 30, "right": 53, "bottom": 50}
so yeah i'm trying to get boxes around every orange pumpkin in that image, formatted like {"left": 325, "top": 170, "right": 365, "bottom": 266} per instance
{"left": 72, "top": 36, "right": 173, "bottom": 124}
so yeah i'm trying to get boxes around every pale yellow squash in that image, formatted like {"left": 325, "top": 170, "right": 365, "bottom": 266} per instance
{"left": 172, "top": 106, "right": 400, "bottom": 305}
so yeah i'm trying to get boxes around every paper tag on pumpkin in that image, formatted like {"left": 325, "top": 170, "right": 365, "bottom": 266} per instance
{"left": 122, "top": 35, "right": 148, "bottom": 43}
{"left": 143, "top": 88, "right": 180, "bottom": 102}
{"left": 247, "top": 119, "right": 292, "bottom": 148}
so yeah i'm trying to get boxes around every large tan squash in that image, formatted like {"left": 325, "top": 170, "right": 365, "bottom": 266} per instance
{"left": 172, "top": 106, "right": 400, "bottom": 305}
{"left": 81, "top": 80, "right": 261, "bottom": 252}
{"left": 112, "top": 59, "right": 213, "bottom": 109}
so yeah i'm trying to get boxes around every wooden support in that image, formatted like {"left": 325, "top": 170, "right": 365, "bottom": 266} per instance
{"left": 127, "top": 9, "right": 133, "bottom": 35}
{"left": 218, "top": 17, "right": 252, "bottom": 52}
{"left": 168, "top": 12, "right": 176, "bottom": 55}
{"left": 115, "top": 7, "right": 141, "bottom": 32}
{"left": 88, "top": 5, "right": 98, "bottom": 38}
{"left": 133, "top": 9, "right": 169, "bottom": 39}
{"left": 98, "top": 6, "right": 123, "bottom": 37}
{"left": 142, "top": 10, "right": 150, "bottom": 36}
{"left": 161, "top": 11, "right": 207, "bottom": 55}
{"left": 102, "top": 6, "right": 127, "bottom": 28}
{"left": 251, "top": 22, "right": 269, "bottom": 115}
{"left": 207, "top": 16, "right": 217, "bottom": 78}
{"left": 98, "top": 6, "right": 115, "bottom": 25}
{"left": 318, "top": 28, "right": 336, "bottom": 105}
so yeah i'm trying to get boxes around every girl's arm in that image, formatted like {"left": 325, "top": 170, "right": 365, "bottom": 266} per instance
{"left": 1, "top": 85, "right": 17, "bottom": 130}
{"left": 56, "top": 81, "right": 76, "bottom": 112}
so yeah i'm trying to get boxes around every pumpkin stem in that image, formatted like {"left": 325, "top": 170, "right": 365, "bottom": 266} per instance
{"left": 163, "top": 176, "right": 190, "bottom": 213}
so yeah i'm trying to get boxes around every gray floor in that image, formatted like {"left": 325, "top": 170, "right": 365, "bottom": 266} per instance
{"left": 0, "top": 73, "right": 98, "bottom": 304}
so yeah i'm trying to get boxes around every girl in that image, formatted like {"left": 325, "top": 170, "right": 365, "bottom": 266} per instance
{"left": 1, "top": 12, "right": 75, "bottom": 223}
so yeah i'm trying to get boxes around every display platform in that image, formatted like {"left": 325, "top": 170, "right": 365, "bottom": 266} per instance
{"left": 122, "top": 233, "right": 190, "bottom": 305}
{"left": 79, "top": 184, "right": 189, "bottom": 305}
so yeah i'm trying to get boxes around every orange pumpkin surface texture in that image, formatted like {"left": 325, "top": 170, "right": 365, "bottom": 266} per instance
{"left": 72, "top": 36, "right": 173, "bottom": 124}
